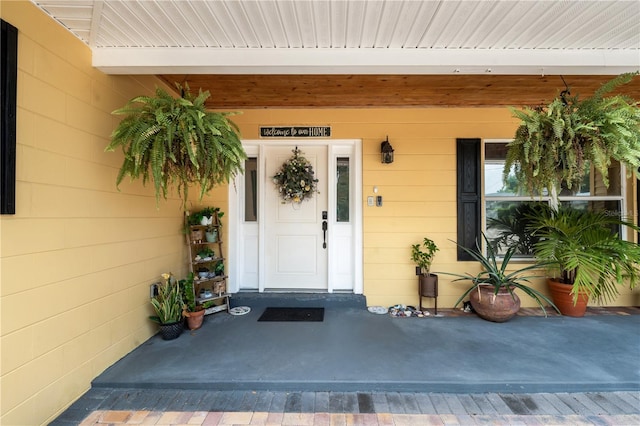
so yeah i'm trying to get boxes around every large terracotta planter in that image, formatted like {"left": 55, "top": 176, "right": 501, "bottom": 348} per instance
{"left": 547, "top": 278, "right": 588, "bottom": 317}
{"left": 185, "top": 309, "right": 205, "bottom": 330}
{"left": 469, "top": 285, "right": 520, "bottom": 323}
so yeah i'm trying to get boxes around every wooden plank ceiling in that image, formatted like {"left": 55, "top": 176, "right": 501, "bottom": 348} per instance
{"left": 158, "top": 74, "right": 640, "bottom": 109}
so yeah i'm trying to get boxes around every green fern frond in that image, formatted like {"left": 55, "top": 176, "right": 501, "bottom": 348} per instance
{"left": 505, "top": 73, "right": 640, "bottom": 204}
{"left": 106, "top": 84, "right": 246, "bottom": 208}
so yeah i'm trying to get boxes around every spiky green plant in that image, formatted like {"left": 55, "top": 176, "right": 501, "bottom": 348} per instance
{"left": 504, "top": 72, "right": 640, "bottom": 205}
{"left": 150, "top": 273, "right": 184, "bottom": 324}
{"left": 106, "top": 84, "right": 247, "bottom": 208}
{"left": 441, "top": 233, "right": 558, "bottom": 316}
{"left": 527, "top": 206, "right": 640, "bottom": 304}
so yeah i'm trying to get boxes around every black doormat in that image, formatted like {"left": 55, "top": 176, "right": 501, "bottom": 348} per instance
{"left": 258, "top": 307, "right": 324, "bottom": 322}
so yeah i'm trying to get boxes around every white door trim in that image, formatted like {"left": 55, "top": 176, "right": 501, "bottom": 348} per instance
{"left": 228, "top": 139, "right": 363, "bottom": 294}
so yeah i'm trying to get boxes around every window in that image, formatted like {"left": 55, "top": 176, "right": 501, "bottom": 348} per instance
{"left": 244, "top": 158, "right": 257, "bottom": 222}
{"left": 336, "top": 157, "right": 350, "bottom": 222}
{"left": 483, "top": 140, "right": 625, "bottom": 257}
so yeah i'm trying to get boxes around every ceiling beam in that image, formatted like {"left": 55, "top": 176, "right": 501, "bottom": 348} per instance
{"left": 158, "top": 74, "right": 640, "bottom": 109}
{"left": 94, "top": 47, "right": 640, "bottom": 75}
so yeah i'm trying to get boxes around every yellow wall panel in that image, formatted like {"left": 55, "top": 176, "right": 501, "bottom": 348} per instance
{"left": 16, "top": 31, "right": 36, "bottom": 74}
{"left": 33, "top": 46, "right": 92, "bottom": 104}
{"left": 20, "top": 73, "right": 67, "bottom": 123}
{"left": 1, "top": 346, "right": 64, "bottom": 415}
{"left": 65, "top": 95, "right": 113, "bottom": 136}
{"left": 0, "top": 327, "right": 34, "bottom": 374}
{"left": 1, "top": 3, "right": 187, "bottom": 424}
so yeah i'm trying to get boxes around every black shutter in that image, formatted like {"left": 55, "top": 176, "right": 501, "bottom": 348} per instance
{"left": 1, "top": 19, "right": 18, "bottom": 214}
{"left": 456, "top": 138, "right": 481, "bottom": 261}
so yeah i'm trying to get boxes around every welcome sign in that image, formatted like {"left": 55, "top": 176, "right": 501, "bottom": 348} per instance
{"left": 260, "top": 126, "right": 331, "bottom": 138}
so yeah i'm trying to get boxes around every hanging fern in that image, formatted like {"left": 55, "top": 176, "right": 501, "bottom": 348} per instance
{"left": 105, "top": 84, "right": 247, "bottom": 208}
{"left": 504, "top": 72, "right": 640, "bottom": 204}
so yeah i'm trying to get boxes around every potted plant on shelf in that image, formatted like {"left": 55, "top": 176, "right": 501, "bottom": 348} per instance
{"left": 441, "top": 233, "right": 558, "bottom": 322}
{"left": 181, "top": 273, "right": 204, "bottom": 330}
{"left": 206, "top": 207, "right": 224, "bottom": 242}
{"left": 149, "top": 273, "right": 185, "bottom": 340}
{"left": 527, "top": 206, "right": 640, "bottom": 317}
{"left": 105, "top": 84, "right": 247, "bottom": 208}
{"left": 411, "top": 237, "right": 439, "bottom": 312}
{"left": 504, "top": 72, "right": 640, "bottom": 206}
{"left": 195, "top": 247, "right": 215, "bottom": 261}
{"left": 214, "top": 261, "right": 225, "bottom": 277}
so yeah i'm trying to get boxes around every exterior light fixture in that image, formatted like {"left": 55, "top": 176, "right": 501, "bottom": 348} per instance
{"left": 381, "top": 136, "right": 394, "bottom": 164}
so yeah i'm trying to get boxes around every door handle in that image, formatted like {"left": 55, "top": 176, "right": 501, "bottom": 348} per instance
{"left": 322, "top": 220, "right": 328, "bottom": 249}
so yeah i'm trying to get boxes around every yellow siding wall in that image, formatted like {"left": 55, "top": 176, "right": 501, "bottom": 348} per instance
{"left": 231, "top": 109, "right": 639, "bottom": 309}
{"left": 0, "top": 2, "right": 187, "bottom": 424}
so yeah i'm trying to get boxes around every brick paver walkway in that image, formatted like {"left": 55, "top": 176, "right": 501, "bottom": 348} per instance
{"left": 52, "top": 390, "right": 640, "bottom": 425}
{"left": 78, "top": 409, "right": 640, "bottom": 425}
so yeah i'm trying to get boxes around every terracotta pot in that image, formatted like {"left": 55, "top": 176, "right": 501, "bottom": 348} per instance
{"left": 469, "top": 285, "right": 520, "bottom": 323}
{"left": 185, "top": 309, "right": 205, "bottom": 330}
{"left": 547, "top": 278, "right": 588, "bottom": 317}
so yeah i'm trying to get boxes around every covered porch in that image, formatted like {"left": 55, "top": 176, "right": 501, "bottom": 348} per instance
{"left": 2, "top": 2, "right": 640, "bottom": 424}
{"left": 51, "top": 295, "right": 640, "bottom": 424}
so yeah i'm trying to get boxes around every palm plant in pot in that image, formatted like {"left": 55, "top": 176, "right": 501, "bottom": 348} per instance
{"left": 411, "top": 237, "right": 439, "bottom": 311}
{"left": 527, "top": 206, "right": 640, "bottom": 317}
{"left": 150, "top": 273, "right": 185, "bottom": 340}
{"left": 106, "top": 84, "right": 247, "bottom": 208}
{"left": 441, "top": 233, "right": 558, "bottom": 322}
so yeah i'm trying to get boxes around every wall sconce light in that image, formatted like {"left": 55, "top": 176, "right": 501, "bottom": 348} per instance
{"left": 381, "top": 136, "right": 394, "bottom": 164}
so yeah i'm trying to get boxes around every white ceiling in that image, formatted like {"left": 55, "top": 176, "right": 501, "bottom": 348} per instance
{"left": 33, "top": 0, "right": 640, "bottom": 75}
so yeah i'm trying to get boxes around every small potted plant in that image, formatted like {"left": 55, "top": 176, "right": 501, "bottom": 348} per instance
{"left": 441, "top": 233, "right": 558, "bottom": 322}
{"left": 411, "top": 237, "right": 439, "bottom": 311}
{"left": 181, "top": 273, "right": 204, "bottom": 330}
{"left": 199, "top": 207, "right": 216, "bottom": 225}
{"left": 195, "top": 247, "right": 215, "bottom": 261}
{"left": 214, "top": 261, "right": 225, "bottom": 277}
{"left": 149, "top": 273, "right": 185, "bottom": 340}
{"left": 205, "top": 208, "right": 224, "bottom": 242}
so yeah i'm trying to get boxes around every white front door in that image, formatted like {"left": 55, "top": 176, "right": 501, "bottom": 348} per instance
{"left": 229, "top": 140, "right": 363, "bottom": 294}
{"left": 264, "top": 145, "right": 328, "bottom": 290}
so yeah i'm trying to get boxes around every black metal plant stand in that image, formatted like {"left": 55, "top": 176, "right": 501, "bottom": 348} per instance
{"left": 418, "top": 272, "right": 438, "bottom": 315}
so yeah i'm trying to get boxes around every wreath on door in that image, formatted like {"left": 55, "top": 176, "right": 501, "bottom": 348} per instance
{"left": 272, "top": 147, "right": 319, "bottom": 204}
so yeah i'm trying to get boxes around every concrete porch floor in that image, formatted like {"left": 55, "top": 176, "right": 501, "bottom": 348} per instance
{"left": 51, "top": 297, "right": 640, "bottom": 425}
